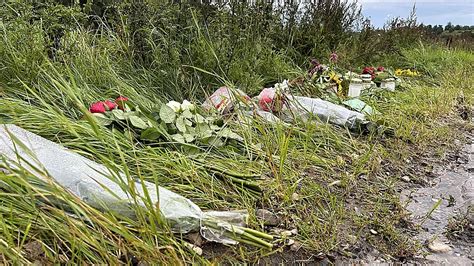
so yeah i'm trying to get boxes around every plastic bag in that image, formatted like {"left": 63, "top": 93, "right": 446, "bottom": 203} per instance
{"left": 201, "top": 210, "right": 248, "bottom": 244}
{"left": 0, "top": 124, "right": 247, "bottom": 244}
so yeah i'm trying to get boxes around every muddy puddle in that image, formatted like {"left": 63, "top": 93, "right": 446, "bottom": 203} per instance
{"left": 401, "top": 132, "right": 473, "bottom": 265}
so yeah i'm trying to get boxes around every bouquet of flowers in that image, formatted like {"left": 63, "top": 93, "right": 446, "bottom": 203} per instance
{"left": 88, "top": 96, "right": 262, "bottom": 195}
{"left": 88, "top": 96, "right": 242, "bottom": 146}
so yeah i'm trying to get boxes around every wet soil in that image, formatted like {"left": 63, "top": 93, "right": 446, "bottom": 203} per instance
{"left": 338, "top": 116, "right": 474, "bottom": 265}
{"left": 401, "top": 130, "right": 473, "bottom": 265}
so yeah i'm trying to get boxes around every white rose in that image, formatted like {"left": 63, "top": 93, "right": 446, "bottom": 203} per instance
{"left": 166, "top": 101, "right": 182, "bottom": 112}
{"left": 181, "top": 99, "right": 195, "bottom": 111}
{"left": 274, "top": 80, "right": 289, "bottom": 93}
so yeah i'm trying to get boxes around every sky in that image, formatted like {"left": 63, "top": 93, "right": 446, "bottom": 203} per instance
{"left": 359, "top": 0, "right": 474, "bottom": 28}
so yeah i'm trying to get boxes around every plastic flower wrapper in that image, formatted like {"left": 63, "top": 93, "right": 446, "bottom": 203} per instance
{"left": 202, "top": 86, "right": 251, "bottom": 114}
{"left": 0, "top": 124, "right": 272, "bottom": 248}
{"left": 282, "top": 96, "right": 369, "bottom": 130}
{"left": 395, "top": 69, "right": 420, "bottom": 77}
{"left": 328, "top": 72, "right": 344, "bottom": 96}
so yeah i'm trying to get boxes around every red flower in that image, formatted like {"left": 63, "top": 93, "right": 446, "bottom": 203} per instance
{"left": 104, "top": 100, "right": 117, "bottom": 110}
{"left": 362, "top": 67, "right": 375, "bottom": 75}
{"left": 89, "top": 101, "right": 106, "bottom": 113}
{"left": 377, "top": 66, "right": 385, "bottom": 72}
{"left": 115, "top": 96, "right": 128, "bottom": 103}
{"left": 115, "top": 96, "right": 129, "bottom": 110}
{"left": 362, "top": 67, "right": 377, "bottom": 79}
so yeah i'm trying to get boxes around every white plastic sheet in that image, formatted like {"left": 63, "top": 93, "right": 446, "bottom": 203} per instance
{"left": 0, "top": 124, "right": 246, "bottom": 244}
{"left": 285, "top": 96, "right": 367, "bottom": 129}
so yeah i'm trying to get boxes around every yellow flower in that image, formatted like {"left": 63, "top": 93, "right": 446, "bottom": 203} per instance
{"left": 329, "top": 72, "right": 342, "bottom": 84}
{"left": 395, "top": 69, "right": 403, "bottom": 76}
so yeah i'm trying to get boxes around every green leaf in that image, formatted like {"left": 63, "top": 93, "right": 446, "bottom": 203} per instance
{"left": 184, "top": 118, "right": 192, "bottom": 126}
{"left": 182, "top": 109, "right": 193, "bottom": 119}
{"left": 122, "top": 111, "right": 136, "bottom": 118}
{"left": 92, "top": 113, "right": 113, "bottom": 126}
{"left": 140, "top": 127, "right": 162, "bottom": 140}
{"left": 196, "top": 123, "right": 212, "bottom": 138}
{"left": 206, "top": 116, "right": 216, "bottom": 123}
{"left": 123, "top": 103, "right": 132, "bottom": 112}
{"left": 183, "top": 133, "right": 195, "bottom": 143}
{"left": 160, "top": 104, "right": 176, "bottom": 123}
{"left": 176, "top": 116, "right": 187, "bottom": 133}
{"left": 186, "top": 126, "right": 196, "bottom": 134}
{"left": 203, "top": 136, "right": 225, "bottom": 147}
{"left": 210, "top": 125, "right": 221, "bottom": 131}
{"left": 111, "top": 109, "right": 125, "bottom": 120}
{"left": 171, "top": 134, "right": 185, "bottom": 143}
{"left": 195, "top": 114, "right": 205, "bottom": 123}
{"left": 123, "top": 129, "right": 135, "bottom": 140}
{"left": 195, "top": 123, "right": 210, "bottom": 133}
{"left": 129, "top": 116, "right": 148, "bottom": 129}
{"left": 219, "top": 128, "right": 243, "bottom": 141}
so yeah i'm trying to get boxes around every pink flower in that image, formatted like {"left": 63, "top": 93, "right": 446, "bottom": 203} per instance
{"left": 89, "top": 101, "right": 106, "bottom": 113}
{"left": 329, "top": 52, "right": 338, "bottom": 63}
{"left": 258, "top": 88, "right": 286, "bottom": 112}
{"left": 377, "top": 66, "right": 385, "bottom": 72}
{"left": 258, "top": 88, "right": 275, "bottom": 112}
{"left": 104, "top": 100, "right": 117, "bottom": 110}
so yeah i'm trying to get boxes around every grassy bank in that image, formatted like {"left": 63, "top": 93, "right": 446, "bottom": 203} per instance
{"left": 1, "top": 3, "right": 473, "bottom": 263}
{"left": 1, "top": 40, "right": 472, "bottom": 263}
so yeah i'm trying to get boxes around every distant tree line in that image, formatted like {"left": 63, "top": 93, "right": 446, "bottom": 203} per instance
{"left": 419, "top": 22, "right": 474, "bottom": 35}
